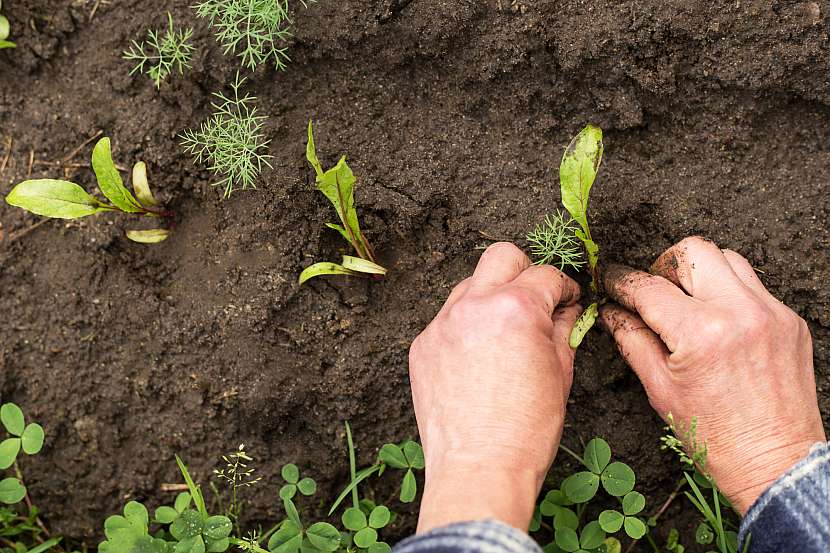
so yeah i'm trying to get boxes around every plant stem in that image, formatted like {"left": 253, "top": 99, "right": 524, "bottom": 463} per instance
{"left": 13, "top": 461, "right": 49, "bottom": 539}
{"left": 557, "top": 444, "right": 584, "bottom": 465}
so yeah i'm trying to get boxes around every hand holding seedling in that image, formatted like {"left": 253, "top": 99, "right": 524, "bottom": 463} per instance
{"left": 600, "top": 236, "right": 826, "bottom": 514}
{"left": 409, "top": 242, "right": 582, "bottom": 533}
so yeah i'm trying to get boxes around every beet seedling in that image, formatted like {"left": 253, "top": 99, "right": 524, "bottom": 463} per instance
{"left": 301, "top": 122, "right": 387, "bottom": 285}
{"left": 0, "top": 1, "right": 14, "bottom": 49}
{"left": 123, "top": 12, "right": 195, "bottom": 89}
{"left": 4, "top": 137, "right": 173, "bottom": 244}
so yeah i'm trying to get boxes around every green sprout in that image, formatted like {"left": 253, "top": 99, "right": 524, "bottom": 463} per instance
{"left": 269, "top": 496, "right": 340, "bottom": 553}
{"left": 526, "top": 212, "right": 585, "bottom": 271}
{"left": 123, "top": 12, "right": 195, "bottom": 89}
{"left": 279, "top": 463, "right": 316, "bottom": 501}
{"left": 300, "top": 122, "right": 387, "bottom": 285}
{"left": 0, "top": 403, "right": 44, "bottom": 505}
{"left": 0, "top": 1, "right": 15, "bottom": 49}
{"left": 181, "top": 73, "right": 272, "bottom": 198}
{"left": 341, "top": 506, "right": 391, "bottom": 552}
{"left": 4, "top": 137, "right": 173, "bottom": 244}
{"left": 193, "top": 0, "right": 310, "bottom": 71}
{"left": 213, "top": 444, "right": 262, "bottom": 531}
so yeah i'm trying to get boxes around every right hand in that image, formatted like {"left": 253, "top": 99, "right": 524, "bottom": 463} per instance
{"left": 600, "top": 236, "right": 826, "bottom": 514}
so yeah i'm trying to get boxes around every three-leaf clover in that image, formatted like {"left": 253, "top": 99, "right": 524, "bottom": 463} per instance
{"left": 279, "top": 464, "right": 317, "bottom": 501}
{"left": 341, "top": 506, "right": 391, "bottom": 553}
{"left": 268, "top": 498, "right": 340, "bottom": 553}
{"left": 100, "top": 501, "right": 168, "bottom": 553}
{"left": 554, "top": 520, "right": 606, "bottom": 553}
{"left": 169, "top": 509, "right": 233, "bottom": 553}
{"left": 377, "top": 441, "right": 424, "bottom": 503}
{"left": 539, "top": 490, "right": 578, "bottom": 531}
{"left": 562, "top": 439, "right": 635, "bottom": 503}
{"left": 0, "top": 403, "right": 44, "bottom": 504}
{"left": 598, "top": 491, "right": 647, "bottom": 539}
{"left": 154, "top": 492, "right": 192, "bottom": 524}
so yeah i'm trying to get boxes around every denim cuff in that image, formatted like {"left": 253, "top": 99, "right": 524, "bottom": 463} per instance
{"left": 394, "top": 520, "right": 542, "bottom": 553}
{"left": 739, "top": 441, "right": 830, "bottom": 551}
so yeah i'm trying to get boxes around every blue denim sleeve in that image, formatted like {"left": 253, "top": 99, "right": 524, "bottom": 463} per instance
{"left": 739, "top": 441, "right": 830, "bottom": 552}
{"left": 394, "top": 520, "right": 542, "bottom": 553}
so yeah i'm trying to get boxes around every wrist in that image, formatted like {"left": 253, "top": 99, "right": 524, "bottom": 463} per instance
{"left": 417, "top": 460, "right": 543, "bottom": 533}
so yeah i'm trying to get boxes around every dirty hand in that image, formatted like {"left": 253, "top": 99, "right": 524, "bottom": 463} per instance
{"left": 601, "top": 236, "right": 826, "bottom": 514}
{"left": 409, "top": 242, "right": 582, "bottom": 532}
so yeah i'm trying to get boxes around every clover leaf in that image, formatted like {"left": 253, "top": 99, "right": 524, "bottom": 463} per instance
{"left": 599, "top": 492, "right": 647, "bottom": 539}
{"left": 554, "top": 521, "right": 605, "bottom": 553}
{"left": 155, "top": 492, "right": 192, "bottom": 524}
{"left": 169, "top": 509, "right": 232, "bottom": 553}
{"left": 100, "top": 501, "right": 169, "bottom": 553}
{"left": 377, "top": 441, "right": 424, "bottom": 503}
{"left": 562, "top": 439, "right": 635, "bottom": 503}
{"left": 268, "top": 499, "right": 340, "bottom": 553}
{"left": 279, "top": 464, "right": 317, "bottom": 500}
{"left": 341, "top": 506, "right": 390, "bottom": 549}
{"left": 539, "top": 490, "right": 578, "bottom": 531}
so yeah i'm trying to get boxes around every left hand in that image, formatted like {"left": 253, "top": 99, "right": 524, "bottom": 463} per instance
{"left": 409, "top": 243, "right": 582, "bottom": 532}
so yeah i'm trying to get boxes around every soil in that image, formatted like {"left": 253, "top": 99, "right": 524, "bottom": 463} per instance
{"left": 0, "top": 0, "right": 829, "bottom": 550}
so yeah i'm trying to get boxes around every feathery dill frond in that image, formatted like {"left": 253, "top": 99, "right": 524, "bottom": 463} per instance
{"left": 180, "top": 73, "right": 272, "bottom": 198}
{"left": 123, "top": 13, "right": 195, "bottom": 89}
{"left": 526, "top": 211, "right": 586, "bottom": 270}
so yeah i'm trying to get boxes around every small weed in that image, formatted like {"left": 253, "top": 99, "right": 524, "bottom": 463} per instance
{"left": 526, "top": 212, "right": 586, "bottom": 271}
{"left": 193, "top": 0, "right": 311, "bottom": 70}
{"left": 0, "top": 403, "right": 44, "bottom": 505}
{"left": 0, "top": 1, "right": 14, "bottom": 49}
{"left": 213, "top": 444, "right": 262, "bottom": 531}
{"left": 181, "top": 73, "right": 272, "bottom": 198}
{"left": 123, "top": 12, "right": 195, "bottom": 89}
{"left": 4, "top": 137, "right": 174, "bottom": 243}
{"left": 300, "top": 122, "right": 387, "bottom": 285}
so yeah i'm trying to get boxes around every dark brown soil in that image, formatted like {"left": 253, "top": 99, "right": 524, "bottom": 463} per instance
{"left": 0, "top": 0, "right": 828, "bottom": 550}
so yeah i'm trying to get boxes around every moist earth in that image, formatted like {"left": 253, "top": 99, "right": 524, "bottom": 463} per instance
{"left": 0, "top": 0, "right": 829, "bottom": 550}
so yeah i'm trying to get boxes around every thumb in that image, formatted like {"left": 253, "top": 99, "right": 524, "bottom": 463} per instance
{"left": 599, "top": 303, "right": 671, "bottom": 415}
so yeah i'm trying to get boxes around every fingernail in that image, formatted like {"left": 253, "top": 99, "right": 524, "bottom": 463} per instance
{"left": 604, "top": 263, "right": 636, "bottom": 289}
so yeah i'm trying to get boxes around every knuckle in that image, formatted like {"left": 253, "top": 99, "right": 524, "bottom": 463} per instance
{"left": 698, "top": 314, "right": 732, "bottom": 342}
{"left": 489, "top": 288, "right": 536, "bottom": 318}
{"left": 740, "top": 303, "right": 776, "bottom": 337}
{"left": 485, "top": 241, "right": 522, "bottom": 256}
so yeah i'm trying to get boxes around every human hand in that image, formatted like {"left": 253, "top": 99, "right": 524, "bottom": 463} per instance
{"left": 600, "top": 236, "right": 826, "bottom": 514}
{"left": 409, "top": 242, "right": 582, "bottom": 532}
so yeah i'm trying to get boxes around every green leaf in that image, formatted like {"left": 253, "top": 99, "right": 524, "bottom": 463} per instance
{"left": 327, "top": 464, "right": 382, "bottom": 516}
{"left": 0, "top": 15, "right": 9, "bottom": 40}
{"left": 170, "top": 510, "right": 202, "bottom": 539}
{"left": 0, "top": 39, "right": 14, "bottom": 49}
{"left": 92, "top": 137, "right": 142, "bottom": 213}
{"left": 6, "top": 179, "right": 105, "bottom": 219}
{"left": 553, "top": 508, "right": 578, "bottom": 531}
{"left": 298, "top": 262, "right": 359, "bottom": 285}
{"left": 353, "top": 528, "right": 377, "bottom": 549}
{"left": 622, "top": 491, "right": 645, "bottom": 516}
{"left": 284, "top": 498, "right": 302, "bottom": 529}
{"left": 305, "top": 523, "right": 340, "bottom": 553}
{"left": 559, "top": 124, "right": 603, "bottom": 243}
{"left": 367, "top": 543, "right": 391, "bottom": 553}
{"left": 282, "top": 464, "right": 300, "bottom": 484}
{"left": 400, "top": 468, "right": 417, "bottom": 503}
{"left": 175, "top": 536, "right": 206, "bottom": 553}
{"left": 569, "top": 303, "right": 598, "bottom": 348}
{"left": 342, "top": 507, "right": 367, "bottom": 532}
{"left": 583, "top": 438, "right": 611, "bottom": 474}
{"left": 175, "top": 456, "right": 207, "bottom": 517}
{"left": 132, "top": 162, "right": 158, "bottom": 208}
{"left": 601, "top": 462, "right": 636, "bottom": 497}
{"left": 27, "top": 537, "right": 62, "bottom": 553}
{"left": 695, "top": 523, "right": 714, "bottom": 545}
{"left": 378, "top": 444, "right": 408, "bottom": 469}
{"left": 297, "top": 477, "right": 316, "bottom": 496}
{"left": 340, "top": 256, "right": 386, "bottom": 276}
{"left": 603, "top": 538, "right": 622, "bottom": 553}
{"left": 154, "top": 506, "right": 179, "bottom": 524}
{"left": 0, "top": 404, "right": 24, "bottom": 436}
{"left": 623, "top": 517, "right": 647, "bottom": 540}
{"left": 306, "top": 121, "right": 323, "bottom": 177}
{"left": 203, "top": 516, "right": 232, "bottom": 540}
{"left": 206, "top": 538, "right": 230, "bottom": 553}
{"left": 368, "top": 506, "right": 391, "bottom": 529}
{"left": 104, "top": 514, "right": 131, "bottom": 539}
{"left": 268, "top": 521, "right": 302, "bottom": 553}
{"left": 545, "top": 490, "right": 573, "bottom": 506}
{"left": 314, "top": 153, "right": 371, "bottom": 259}
{"left": 280, "top": 484, "right": 297, "bottom": 501}
{"left": 175, "top": 492, "right": 192, "bottom": 513}
{"left": 562, "top": 471, "right": 600, "bottom": 503}
{"left": 554, "top": 527, "right": 579, "bottom": 553}
{"left": 580, "top": 521, "right": 605, "bottom": 549}
{"left": 402, "top": 441, "right": 425, "bottom": 469}
{"left": 124, "top": 501, "right": 149, "bottom": 527}
{"left": 0, "top": 438, "right": 20, "bottom": 469}
{"left": 529, "top": 507, "right": 542, "bottom": 532}
{"left": 20, "top": 423, "right": 44, "bottom": 455}
{"left": 126, "top": 229, "right": 171, "bottom": 244}
{"left": 0, "top": 477, "right": 25, "bottom": 504}
{"left": 598, "top": 510, "right": 624, "bottom": 533}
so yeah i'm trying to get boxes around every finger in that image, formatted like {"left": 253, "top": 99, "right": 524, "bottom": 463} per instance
{"left": 511, "top": 265, "right": 581, "bottom": 315}
{"left": 471, "top": 242, "right": 530, "bottom": 288}
{"left": 599, "top": 304, "right": 670, "bottom": 412}
{"left": 604, "top": 264, "right": 693, "bottom": 351}
{"left": 442, "top": 277, "right": 472, "bottom": 311}
{"left": 552, "top": 303, "right": 583, "bottom": 385}
{"left": 721, "top": 249, "right": 777, "bottom": 301}
{"left": 650, "top": 236, "right": 743, "bottom": 300}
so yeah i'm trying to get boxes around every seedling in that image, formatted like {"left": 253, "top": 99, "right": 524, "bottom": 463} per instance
{"left": 526, "top": 125, "right": 604, "bottom": 348}
{"left": 181, "top": 73, "right": 272, "bottom": 198}
{"left": 0, "top": 1, "right": 14, "bottom": 49}
{"left": 301, "top": 122, "right": 387, "bottom": 285}
{"left": 213, "top": 444, "right": 262, "bottom": 530}
{"left": 279, "top": 463, "right": 316, "bottom": 501}
{"left": 4, "top": 137, "right": 173, "bottom": 243}
{"left": 192, "top": 0, "right": 309, "bottom": 70}
{"left": 123, "top": 12, "right": 195, "bottom": 89}
{"left": 268, "top": 497, "right": 340, "bottom": 553}
{"left": 0, "top": 403, "right": 44, "bottom": 505}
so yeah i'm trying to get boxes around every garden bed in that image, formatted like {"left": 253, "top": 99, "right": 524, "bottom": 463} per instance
{"left": 0, "top": 0, "right": 828, "bottom": 549}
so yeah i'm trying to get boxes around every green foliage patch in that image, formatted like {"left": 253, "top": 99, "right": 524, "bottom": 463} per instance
{"left": 123, "top": 13, "right": 195, "bottom": 89}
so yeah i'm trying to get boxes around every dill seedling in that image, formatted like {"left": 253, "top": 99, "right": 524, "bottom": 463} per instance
{"left": 123, "top": 12, "right": 195, "bottom": 89}
{"left": 213, "top": 444, "right": 262, "bottom": 529}
{"left": 180, "top": 73, "right": 272, "bottom": 198}
{"left": 193, "top": 0, "right": 309, "bottom": 70}
{"left": 526, "top": 211, "right": 586, "bottom": 271}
